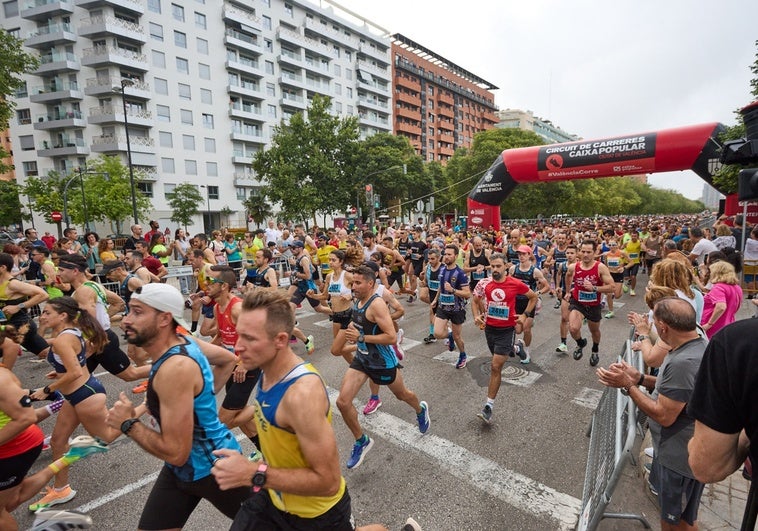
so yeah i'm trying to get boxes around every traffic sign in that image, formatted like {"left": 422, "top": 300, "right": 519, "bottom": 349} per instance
{"left": 51, "top": 211, "right": 63, "bottom": 222}
{"left": 350, "top": 207, "right": 357, "bottom": 214}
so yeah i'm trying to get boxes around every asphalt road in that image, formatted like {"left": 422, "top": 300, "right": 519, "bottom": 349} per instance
{"left": 12, "top": 274, "right": 699, "bottom": 530}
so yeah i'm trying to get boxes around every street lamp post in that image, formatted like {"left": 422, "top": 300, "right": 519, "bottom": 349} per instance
{"left": 117, "top": 78, "right": 139, "bottom": 225}
{"left": 200, "top": 185, "right": 211, "bottom": 233}
{"left": 363, "top": 164, "right": 405, "bottom": 229}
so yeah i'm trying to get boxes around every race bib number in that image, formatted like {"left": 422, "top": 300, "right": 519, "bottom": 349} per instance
{"left": 328, "top": 283, "right": 341, "bottom": 294}
{"left": 473, "top": 271, "right": 485, "bottom": 280}
{"left": 487, "top": 302, "right": 510, "bottom": 320}
{"left": 428, "top": 280, "right": 440, "bottom": 291}
{"left": 439, "top": 293, "right": 455, "bottom": 306}
{"left": 607, "top": 259, "right": 619, "bottom": 268}
{"left": 647, "top": 249, "right": 657, "bottom": 257}
{"left": 628, "top": 253, "right": 639, "bottom": 260}
{"left": 578, "top": 290, "right": 598, "bottom": 302}
{"left": 398, "top": 248, "right": 407, "bottom": 256}
{"left": 321, "top": 263, "right": 330, "bottom": 272}
{"left": 411, "top": 252, "right": 421, "bottom": 261}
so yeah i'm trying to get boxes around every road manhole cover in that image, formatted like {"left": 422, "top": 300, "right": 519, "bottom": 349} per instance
{"left": 501, "top": 365, "right": 530, "bottom": 380}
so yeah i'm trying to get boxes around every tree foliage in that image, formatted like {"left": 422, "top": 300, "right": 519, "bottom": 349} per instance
{"left": 0, "top": 30, "right": 39, "bottom": 173}
{"left": 253, "top": 95, "right": 360, "bottom": 224}
{"left": 0, "top": 180, "right": 27, "bottom": 227}
{"left": 243, "top": 192, "right": 273, "bottom": 228}
{"left": 166, "top": 182, "right": 203, "bottom": 230}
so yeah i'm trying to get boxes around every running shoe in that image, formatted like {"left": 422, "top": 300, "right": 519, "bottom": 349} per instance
{"left": 42, "top": 435, "right": 52, "bottom": 451}
{"left": 63, "top": 435, "right": 108, "bottom": 460}
{"left": 132, "top": 380, "right": 148, "bottom": 394}
{"left": 407, "top": 294, "right": 416, "bottom": 303}
{"left": 644, "top": 447, "right": 654, "bottom": 458}
{"left": 553, "top": 299, "right": 561, "bottom": 309}
{"left": 455, "top": 353, "right": 467, "bottom": 369}
{"left": 604, "top": 311, "right": 615, "bottom": 319}
{"left": 403, "top": 517, "right": 423, "bottom": 531}
{"left": 515, "top": 339, "right": 530, "bottom": 364}
{"left": 423, "top": 334, "right": 436, "bottom": 344}
{"left": 622, "top": 283, "right": 629, "bottom": 293}
{"left": 477, "top": 404, "right": 493, "bottom": 424}
{"left": 64, "top": 436, "right": 108, "bottom": 460}
{"left": 29, "top": 485, "right": 77, "bottom": 512}
{"left": 589, "top": 351, "right": 600, "bottom": 367}
{"left": 397, "top": 328, "right": 404, "bottom": 345}
{"left": 346, "top": 436, "right": 374, "bottom": 469}
{"left": 30, "top": 509, "right": 92, "bottom": 531}
{"left": 447, "top": 331, "right": 455, "bottom": 352}
{"left": 630, "top": 289, "right": 636, "bottom": 296}
{"left": 305, "top": 335, "right": 315, "bottom": 355}
{"left": 573, "top": 338, "right": 587, "bottom": 361}
{"left": 362, "top": 397, "right": 382, "bottom": 415}
{"left": 417, "top": 401, "right": 430, "bottom": 433}
{"left": 555, "top": 343, "right": 568, "bottom": 353}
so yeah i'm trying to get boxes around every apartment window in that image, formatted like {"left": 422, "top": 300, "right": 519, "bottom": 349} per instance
{"left": 152, "top": 50, "right": 166, "bottom": 68}
{"left": 345, "top": 50, "right": 351, "bottom": 61}
{"left": 7, "top": 27, "right": 20, "bottom": 38}
{"left": 333, "top": 46, "right": 340, "bottom": 58}
{"left": 178, "top": 83, "right": 191, "bottom": 99}
{"left": 334, "top": 64, "right": 341, "bottom": 76}
{"left": 198, "top": 63, "right": 210, "bottom": 80}
{"left": 156, "top": 105, "right": 170, "bottom": 122}
{"left": 264, "top": 39, "right": 273, "bottom": 52}
{"left": 174, "top": 31, "right": 187, "bottom": 48}
{"left": 200, "top": 88, "right": 212, "bottom": 104}
{"left": 207, "top": 185, "right": 219, "bottom": 200}
{"left": 171, "top": 3, "right": 184, "bottom": 21}
{"left": 136, "top": 182, "right": 153, "bottom": 198}
{"left": 195, "top": 12, "right": 206, "bottom": 29}
{"left": 147, "top": 0, "right": 160, "bottom": 13}
{"left": 196, "top": 37, "right": 208, "bottom": 55}
{"left": 335, "top": 101, "right": 342, "bottom": 113}
{"left": 3, "top": 0, "right": 18, "bottom": 17}
{"left": 262, "top": 15, "right": 271, "bottom": 30}
{"left": 267, "top": 105, "right": 277, "bottom": 118}
{"left": 206, "top": 162, "right": 218, "bottom": 177}
{"left": 23, "top": 161, "right": 38, "bottom": 177}
{"left": 180, "top": 109, "right": 193, "bottom": 125}
{"left": 161, "top": 159, "right": 175, "bottom": 173}
{"left": 261, "top": 0, "right": 270, "bottom": 6}
{"left": 347, "top": 105, "right": 353, "bottom": 115}
{"left": 176, "top": 57, "right": 189, "bottom": 74}
{"left": 265, "top": 61, "right": 274, "bottom": 74}
{"left": 334, "top": 83, "right": 341, "bottom": 96}
{"left": 204, "top": 137, "right": 216, "bottom": 153}
{"left": 154, "top": 77, "right": 168, "bottom": 94}
{"left": 202, "top": 113, "right": 214, "bottom": 129}
{"left": 16, "top": 109, "right": 31, "bottom": 125}
{"left": 236, "top": 187, "right": 246, "bottom": 200}
{"left": 266, "top": 83, "right": 275, "bottom": 96}
{"left": 159, "top": 131, "right": 173, "bottom": 147}
{"left": 18, "top": 135, "right": 34, "bottom": 151}
{"left": 185, "top": 160, "right": 197, "bottom": 175}
{"left": 182, "top": 135, "right": 195, "bottom": 150}
{"left": 149, "top": 23, "right": 163, "bottom": 41}
{"left": 345, "top": 69, "right": 352, "bottom": 80}
{"left": 346, "top": 87, "right": 352, "bottom": 98}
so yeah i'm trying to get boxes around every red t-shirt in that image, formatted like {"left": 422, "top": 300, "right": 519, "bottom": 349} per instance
{"left": 571, "top": 261, "right": 603, "bottom": 306}
{"left": 215, "top": 296, "right": 241, "bottom": 349}
{"left": 473, "top": 276, "right": 529, "bottom": 328}
{"left": 142, "top": 256, "right": 162, "bottom": 275}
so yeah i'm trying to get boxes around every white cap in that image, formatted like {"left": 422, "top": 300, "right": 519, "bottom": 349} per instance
{"left": 131, "top": 284, "right": 191, "bottom": 330}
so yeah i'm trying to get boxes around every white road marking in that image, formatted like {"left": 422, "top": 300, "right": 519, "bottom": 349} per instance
{"left": 327, "top": 388, "right": 581, "bottom": 530}
{"left": 572, "top": 387, "right": 603, "bottom": 409}
{"left": 433, "top": 351, "right": 478, "bottom": 365}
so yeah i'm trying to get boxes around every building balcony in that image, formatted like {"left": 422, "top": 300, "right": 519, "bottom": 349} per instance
{"left": 358, "top": 80, "right": 389, "bottom": 97}
{"left": 396, "top": 76, "right": 421, "bottom": 92}
{"left": 91, "top": 134, "right": 154, "bottom": 154}
{"left": 35, "top": 52, "right": 80, "bottom": 74}
{"left": 438, "top": 132, "right": 455, "bottom": 144}
{"left": 303, "top": 18, "right": 359, "bottom": 50}
{"left": 229, "top": 104, "right": 264, "bottom": 122}
{"left": 75, "top": 0, "right": 143, "bottom": 15}
{"left": 137, "top": 167, "right": 158, "bottom": 181}
{"left": 38, "top": 137, "right": 89, "bottom": 157}
{"left": 226, "top": 58, "right": 263, "bottom": 77}
{"left": 25, "top": 22, "right": 77, "bottom": 48}
{"left": 305, "top": 77, "right": 330, "bottom": 96}
{"left": 85, "top": 76, "right": 150, "bottom": 99}
{"left": 278, "top": 49, "right": 304, "bottom": 69}
{"left": 88, "top": 105, "right": 152, "bottom": 126}
{"left": 303, "top": 57, "right": 332, "bottom": 78}
{"left": 33, "top": 111, "right": 87, "bottom": 130}
{"left": 358, "top": 114, "right": 390, "bottom": 129}
{"left": 228, "top": 82, "right": 263, "bottom": 100}
{"left": 395, "top": 105, "right": 419, "bottom": 120}
{"left": 231, "top": 154, "right": 252, "bottom": 164}
{"left": 396, "top": 91, "right": 420, "bottom": 106}
{"left": 230, "top": 130, "right": 265, "bottom": 144}
{"left": 79, "top": 15, "right": 146, "bottom": 43}
{"left": 279, "top": 73, "right": 307, "bottom": 92}
{"left": 223, "top": 3, "right": 262, "bottom": 32}
{"left": 438, "top": 145, "right": 455, "bottom": 156}
{"left": 358, "top": 43, "right": 388, "bottom": 63}
{"left": 224, "top": 28, "right": 262, "bottom": 54}
{"left": 396, "top": 121, "right": 422, "bottom": 136}
{"left": 233, "top": 173, "right": 259, "bottom": 187}
{"left": 356, "top": 60, "right": 390, "bottom": 81}
{"left": 81, "top": 45, "right": 148, "bottom": 71}
{"left": 277, "top": 27, "right": 331, "bottom": 56}
{"left": 357, "top": 97, "right": 389, "bottom": 114}
{"left": 29, "top": 81, "right": 83, "bottom": 103}
{"left": 279, "top": 94, "right": 307, "bottom": 111}
{"left": 21, "top": 0, "right": 74, "bottom": 21}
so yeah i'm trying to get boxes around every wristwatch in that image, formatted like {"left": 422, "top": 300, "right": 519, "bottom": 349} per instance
{"left": 252, "top": 462, "right": 268, "bottom": 493}
{"left": 620, "top": 386, "right": 631, "bottom": 396}
{"left": 637, "top": 335, "right": 649, "bottom": 342}
{"left": 120, "top": 418, "right": 139, "bottom": 436}
{"left": 357, "top": 332, "right": 365, "bottom": 343}
{"left": 43, "top": 385, "right": 52, "bottom": 395}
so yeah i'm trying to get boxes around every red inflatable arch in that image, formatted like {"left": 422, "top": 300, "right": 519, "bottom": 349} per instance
{"left": 468, "top": 123, "right": 727, "bottom": 230}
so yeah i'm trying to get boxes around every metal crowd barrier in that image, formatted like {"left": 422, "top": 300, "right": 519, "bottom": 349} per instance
{"left": 576, "top": 327, "right": 651, "bottom": 530}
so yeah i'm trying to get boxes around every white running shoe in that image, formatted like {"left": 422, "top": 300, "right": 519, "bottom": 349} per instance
{"left": 397, "top": 328, "right": 404, "bottom": 345}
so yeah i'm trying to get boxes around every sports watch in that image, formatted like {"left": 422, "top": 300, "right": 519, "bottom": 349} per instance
{"left": 252, "top": 462, "right": 268, "bottom": 493}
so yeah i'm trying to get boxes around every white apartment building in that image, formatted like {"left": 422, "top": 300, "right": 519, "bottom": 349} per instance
{"left": 2, "top": 0, "right": 392, "bottom": 234}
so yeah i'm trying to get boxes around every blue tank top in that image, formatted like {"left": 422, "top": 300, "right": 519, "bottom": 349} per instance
{"left": 47, "top": 328, "right": 86, "bottom": 373}
{"left": 351, "top": 294, "right": 397, "bottom": 370}
{"left": 512, "top": 265, "right": 537, "bottom": 300}
{"left": 146, "top": 337, "right": 241, "bottom": 482}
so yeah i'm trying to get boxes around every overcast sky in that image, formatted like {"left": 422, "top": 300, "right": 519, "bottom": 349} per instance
{"left": 330, "top": 0, "right": 757, "bottom": 200}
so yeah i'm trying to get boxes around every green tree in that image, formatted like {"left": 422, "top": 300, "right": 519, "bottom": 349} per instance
{"left": 0, "top": 30, "right": 39, "bottom": 174}
{"left": 22, "top": 171, "right": 66, "bottom": 224}
{"left": 253, "top": 95, "right": 360, "bottom": 224}
{"left": 166, "top": 182, "right": 203, "bottom": 231}
{"left": 243, "top": 192, "right": 273, "bottom": 229}
{"left": 712, "top": 40, "right": 758, "bottom": 194}
{"left": 0, "top": 180, "right": 27, "bottom": 227}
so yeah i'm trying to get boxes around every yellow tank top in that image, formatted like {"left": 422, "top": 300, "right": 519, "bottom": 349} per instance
{"left": 625, "top": 240, "right": 642, "bottom": 264}
{"left": 253, "top": 362, "right": 346, "bottom": 518}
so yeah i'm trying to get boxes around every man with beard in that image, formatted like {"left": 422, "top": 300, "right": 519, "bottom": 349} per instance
{"left": 472, "top": 254, "right": 538, "bottom": 423}
{"left": 432, "top": 245, "right": 471, "bottom": 369}
{"left": 105, "top": 284, "right": 248, "bottom": 529}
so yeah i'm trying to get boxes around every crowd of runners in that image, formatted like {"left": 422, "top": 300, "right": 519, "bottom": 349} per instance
{"left": 2, "top": 210, "right": 755, "bottom": 530}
